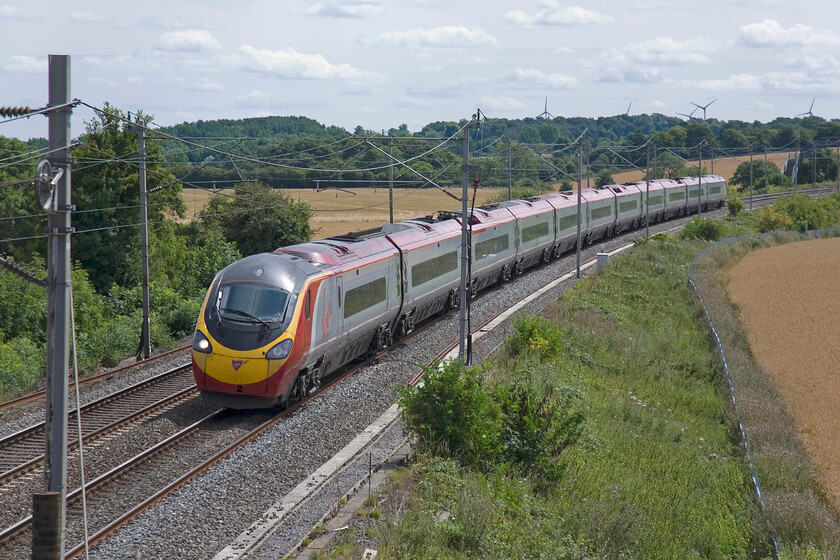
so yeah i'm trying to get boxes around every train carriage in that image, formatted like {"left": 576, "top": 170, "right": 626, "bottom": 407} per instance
{"left": 494, "top": 198, "right": 556, "bottom": 274}
{"left": 461, "top": 206, "right": 518, "bottom": 292}
{"left": 385, "top": 217, "right": 462, "bottom": 334}
{"left": 581, "top": 188, "right": 617, "bottom": 243}
{"left": 663, "top": 178, "right": 689, "bottom": 218}
{"left": 534, "top": 192, "right": 586, "bottom": 256}
{"left": 612, "top": 184, "right": 644, "bottom": 233}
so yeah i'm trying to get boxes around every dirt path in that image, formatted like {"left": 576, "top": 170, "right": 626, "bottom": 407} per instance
{"left": 728, "top": 238, "right": 840, "bottom": 507}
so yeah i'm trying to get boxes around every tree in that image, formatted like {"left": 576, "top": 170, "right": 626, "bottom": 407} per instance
{"left": 200, "top": 183, "right": 313, "bottom": 255}
{"left": 65, "top": 104, "right": 185, "bottom": 292}
{"left": 719, "top": 129, "right": 749, "bottom": 148}
{"left": 730, "top": 160, "right": 790, "bottom": 190}
{"left": 595, "top": 169, "right": 614, "bottom": 187}
{"left": 0, "top": 136, "right": 43, "bottom": 259}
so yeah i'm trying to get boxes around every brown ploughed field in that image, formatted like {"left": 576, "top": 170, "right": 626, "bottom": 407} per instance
{"left": 728, "top": 238, "right": 840, "bottom": 508}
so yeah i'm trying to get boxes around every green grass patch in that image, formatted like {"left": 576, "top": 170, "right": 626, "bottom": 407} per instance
{"left": 382, "top": 236, "right": 764, "bottom": 558}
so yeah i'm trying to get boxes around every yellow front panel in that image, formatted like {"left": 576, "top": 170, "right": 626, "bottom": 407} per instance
{"left": 206, "top": 350, "right": 269, "bottom": 385}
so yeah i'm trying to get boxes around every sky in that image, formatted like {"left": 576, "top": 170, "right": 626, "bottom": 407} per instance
{"left": 1, "top": 0, "right": 839, "bottom": 140}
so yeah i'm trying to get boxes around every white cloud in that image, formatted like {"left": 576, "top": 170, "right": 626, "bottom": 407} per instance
{"left": 630, "top": 0, "right": 687, "bottom": 9}
{"left": 1, "top": 55, "right": 47, "bottom": 74}
{"left": 155, "top": 30, "right": 222, "bottom": 53}
{"left": 308, "top": 1, "right": 382, "bottom": 18}
{"left": 233, "top": 45, "right": 375, "bottom": 80}
{"left": 81, "top": 55, "right": 133, "bottom": 70}
{"left": 505, "top": 3, "right": 612, "bottom": 27}
{"left": 371, "top": 26, "right": 496, "bottom": 48}
{"left": 477, "top": 95, "right": 527, "bottom": 112}
{"left": 691, "top": 73, "right": 763, "bottom": 91}
{"left": 499, "top": 68, "right": 578, "bottom": 89}
{"left": 625, "top": 37, "right": 712, "bottom": 64}
{"left": 71, "top": 11, "right": 110, "bottom": 23}
{"left": 596, "top": 37, "right": 712, "bottom": 83}
{"left": 237, "top": 90, "right": 274, "bottom": 107}
{"left": 598, "top": 65, "right": 664, "bottom": 84}
{"left": 137, "top": 15, "right": 185, "bottom": 29}
{"left": 0, "top": 5, "right": 36, "bottom": 19}
{"left": 738, "top": 20, "right": 840, "bottom": 48}
{"left": 188, "top": 81, "right": 225, "bottom": 92}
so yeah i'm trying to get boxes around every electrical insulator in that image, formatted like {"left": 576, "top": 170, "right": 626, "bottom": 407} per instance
{"left": 0, "top": 106, "right": 32, "bottom": 118}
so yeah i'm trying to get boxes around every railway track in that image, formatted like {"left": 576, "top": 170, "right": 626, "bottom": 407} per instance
{"left": 0, "top": 365, "right": 196, "bottom": 479}
{"left": 0, "top": 345, "right": 191, "bottom": 414}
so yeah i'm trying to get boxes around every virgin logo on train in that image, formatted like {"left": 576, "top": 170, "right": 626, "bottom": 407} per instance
{"left": 231, "top": 360, "right": 245, "bottom": 371}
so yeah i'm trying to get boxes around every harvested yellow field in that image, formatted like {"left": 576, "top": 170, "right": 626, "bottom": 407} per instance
{"left": 183, "top": 186, "right": 506, "bottom": 239}
{"left": 612, "top": 152, "right": 793, "bottom": 184}
{"left": 728, "top": 238, "right": 840, "bottom": 507}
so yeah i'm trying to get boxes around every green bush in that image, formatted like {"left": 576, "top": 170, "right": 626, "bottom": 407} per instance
{"left": 679, "top": 217, "right": 726, "bottom": 241}
{"left": 496, "top": 363, "right": 584, "bottom": 482}
{"left": 506, "top": 314, "right": 566, "bottom": 360}
{"left": 773, "top": 193, "right": 840, "bottom": 231}
{"left": 728, "top": 196, "right": 745, "bottom": 217}
{"left": 0, "top": 337, "right": 43, "bottom": 398}
{"left": 399, "top": 360, "right": 502, "bottom": 467}
{"left": 756, "top": 207, "right": 794, "bottom": 233}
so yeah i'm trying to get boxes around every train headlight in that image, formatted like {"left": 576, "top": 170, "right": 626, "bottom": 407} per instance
{"left": 265, "top": 338, "right": 293, "bottom": 360}
{"left": 193, "top": 331, "right": 212, "bottom": 354}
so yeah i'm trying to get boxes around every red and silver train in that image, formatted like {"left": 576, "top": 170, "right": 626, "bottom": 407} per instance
{"left": 192, "top": 175, "right": 726, "bottom": 408}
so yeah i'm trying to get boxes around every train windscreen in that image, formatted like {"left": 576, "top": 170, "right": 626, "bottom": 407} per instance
{"left": 217, "top": 282, "right": 289, "bottom": 324}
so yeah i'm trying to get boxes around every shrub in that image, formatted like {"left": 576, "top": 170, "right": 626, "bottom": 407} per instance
{"left": 496, "top": 363, "right": 584, "bottom": 482}
{"left": 728, "top": 196, "right": 745, "bottom": 217}
{"left": 679, "top": 217, "right": 725, "bottom": 241}
{"left": 506, "top": 314, "right": 566, "bottom": 360}
{"left": 756, "top": 207, "right": 794, "bottom": 233}
{"left": 773, "top": 194, "right": 840, "bottom": 231}
{"left": 0, "top": 337, "right": 43, "bottom": 397}
{"left": 399, "top": 360, "right": 502, "bottom": 467}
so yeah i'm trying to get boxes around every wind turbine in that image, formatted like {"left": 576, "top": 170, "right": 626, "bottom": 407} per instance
{"left": 677, "top": 107, "right": 699, "bottom": 121}
{"left": 536, "top": 97, "right": 554, "bottom": 119}
{"left": 690, "top": 98, "right": 717, "bottom": 120}
{"left": 797, "top": 98, "right": 816, "bottom": 117}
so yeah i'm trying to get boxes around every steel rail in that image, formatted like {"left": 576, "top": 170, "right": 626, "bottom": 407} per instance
{"left": 0, "top": 384, "right": 197, "bottom": 486}
{"left": 0, "top": 344, "right": 191, "bottom": 413}
{"left": 0, "top": 365, "right": 194, "bottom": 476}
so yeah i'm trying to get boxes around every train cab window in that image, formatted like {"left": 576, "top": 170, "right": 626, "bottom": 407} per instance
{"left": 304, "top": 290, "right": 311, "bottom": 320}
{"left": 218, "top": 282, "right": 289, "bottom": 324}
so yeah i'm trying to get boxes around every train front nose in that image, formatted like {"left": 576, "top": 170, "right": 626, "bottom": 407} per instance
{"left": 202, "top": 351, "right": 270, "bottom": 395}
